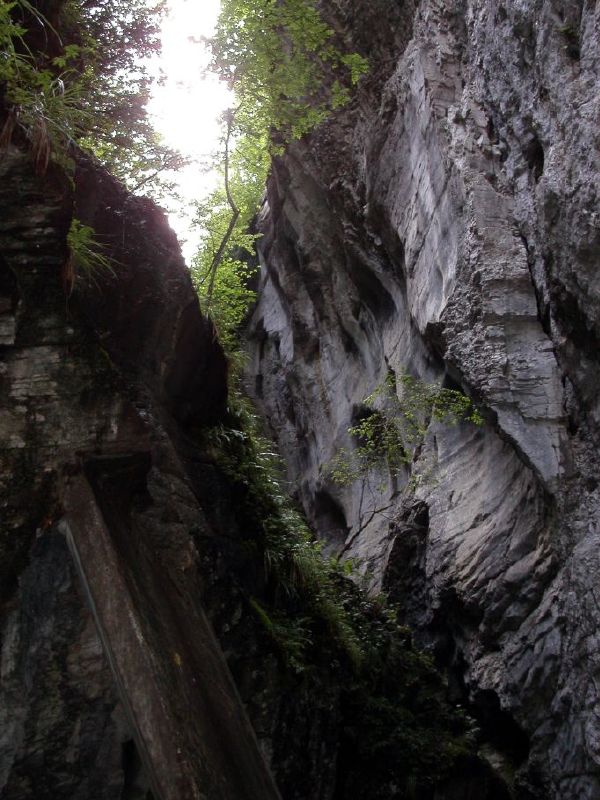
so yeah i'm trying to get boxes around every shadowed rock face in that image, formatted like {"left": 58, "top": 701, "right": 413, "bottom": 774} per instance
{"left": 0, "top": 146, "right": 285, "bottom": 800}
{"left": 0, "top": 530, "right": 130, "bottom": 800}
{"left": 71, "top": 157, "right": 228, "bottom": 429}
{"left": 245, "top": 0, "right": 600, "bottom": 797}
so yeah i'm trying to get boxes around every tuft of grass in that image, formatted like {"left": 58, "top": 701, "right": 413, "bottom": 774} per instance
{"left": 63, "top": 218, "right": 114, "bottom": 293}
{"left": 66, "top": 218, "right": 112, "bottom": 271}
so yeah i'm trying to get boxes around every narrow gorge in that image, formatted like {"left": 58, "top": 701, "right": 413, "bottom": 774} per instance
{"left": 1, "top": 1, "right": 600, "bottom": 799}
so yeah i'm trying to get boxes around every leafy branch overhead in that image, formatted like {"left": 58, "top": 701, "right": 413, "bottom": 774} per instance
{"left": 211, "top": 0, "right": 368, "bottom": 145}
{"left": 192, "top": 0, "right": 368, "bottom": 351}
{"left": 0, "top": 0, "right": 182, "bottom": 199}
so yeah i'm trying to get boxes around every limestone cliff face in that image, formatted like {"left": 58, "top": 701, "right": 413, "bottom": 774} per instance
{"left": 3, "top": 1, "right": 600, "bottom": 798}
{"left": 245, "top": 1, "right": 600, "bottom": 797}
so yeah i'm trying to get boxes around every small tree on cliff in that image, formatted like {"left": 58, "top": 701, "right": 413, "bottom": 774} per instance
{"left": 191, "top": 0, "right": 368, "bottom": 350}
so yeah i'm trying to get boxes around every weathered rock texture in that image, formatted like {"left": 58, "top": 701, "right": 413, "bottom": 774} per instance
{"left": 0, "top": 144, "right": 288, "bottom": 800}
{"left": 1, "top": 138, "right": 417, "bottom": 800}
{"left": 245, "top": 0, "right": 600, "bottom": 797}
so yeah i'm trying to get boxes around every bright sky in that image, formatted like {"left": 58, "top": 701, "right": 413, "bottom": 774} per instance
{"left": 148, "top": 0, "right": 230, "bottom": 262}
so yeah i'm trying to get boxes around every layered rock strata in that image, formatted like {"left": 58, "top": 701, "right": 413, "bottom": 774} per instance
{"left": 245, "top": 1, "right": 600, "bottom": 797}
{"left": 0, "top": 146, "right": 283, "bottom": 800}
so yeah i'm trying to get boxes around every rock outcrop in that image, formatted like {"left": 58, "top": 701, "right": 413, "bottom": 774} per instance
{"left": 245, "top": 1, "right": 600, "bottom": 797}
{"left": 0, "top": 144, "right": 287, "bottom": 800}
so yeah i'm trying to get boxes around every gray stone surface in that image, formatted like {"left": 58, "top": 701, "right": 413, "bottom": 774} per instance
{"left": 245, "top": 1, "right": 600, "bottom": 796}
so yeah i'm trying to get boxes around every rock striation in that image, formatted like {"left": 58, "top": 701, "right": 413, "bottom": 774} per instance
{"left": 0, "top": 144, "right": 287, "bottom": 800}
{"left": 2, "top": 1, "right": 600, "bottom": 798}
{"left": 245, "top": 1, "right": 600, "bottom": 797}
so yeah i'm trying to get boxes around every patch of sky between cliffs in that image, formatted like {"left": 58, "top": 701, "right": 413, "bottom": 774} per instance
{"left": 147, "top": 0, "right": 230, "bottom": 263}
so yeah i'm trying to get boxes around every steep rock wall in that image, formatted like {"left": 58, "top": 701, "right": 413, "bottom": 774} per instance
{"left": 0, "top": 145, "right": 288, "bottom": 800}
{"left": 0, "top": 138, "right": 413, "bottom": 800}
{"left": 245, "top": 1, "right": 600, "bottom": 797}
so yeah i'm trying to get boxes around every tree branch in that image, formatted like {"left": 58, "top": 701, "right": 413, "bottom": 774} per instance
{"left": 205, "top": 106, "right": 240, "bottom": 306}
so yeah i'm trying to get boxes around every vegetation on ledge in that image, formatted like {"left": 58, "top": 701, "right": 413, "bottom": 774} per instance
{"left": 329, "top": 369, "right": 483, "bottom": 491}
{"left": 200, "top": 391, "right": 476, "bottom": 798}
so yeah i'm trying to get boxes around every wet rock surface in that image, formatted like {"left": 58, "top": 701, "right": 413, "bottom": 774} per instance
{"left": 0, "top": 145, "right": 283, "bottom": 799}
{"left": 245, "top": 1, "right": 600, "bottom": 797}
{"left": 0, "top": 531, "right": 131, "bottom": 800}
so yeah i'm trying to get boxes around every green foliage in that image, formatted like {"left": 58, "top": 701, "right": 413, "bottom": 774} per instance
{"left": 66, "top": 217, "right": 113, "bottom": 280}
{"left": 193, "top": 241, "right": 257, "bottom": 353}
{"left": 0, "top": 0, "right": 181, "bottom": 198}
{"left": 193, "top": 0, "right": 368, "bottom": 352}
{"left": 0, "top": 2, "right": 34, "bottom": 75}
{"left": 248, "top": 598, "right": 314, "bottom": 674}
{"left": 337, "top": 585, "right": 475, "bottom": 798}
{"left": 58, "top": 0, "right": 179, "bottom": 195}
{"left": 211, "top": 0, "right": 368, "bottom": 146}
{"left": 0, "top": 2, "right": 88, "bottom": 170}
{"left": 329, "top": 370, "right": 483, "bottom": 488}
{"left": 191, "top": 127, "right": 270, "bottom": 352}
{"left": 202, "top": 390, "right": 475, "bottom": 796}
{"left": 204, "top": 390, "right": 363, "bottom": 667}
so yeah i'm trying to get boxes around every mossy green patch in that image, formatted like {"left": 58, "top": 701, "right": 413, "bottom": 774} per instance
{"left": 200, "top": 390, "right": 475, "bottom": 798}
